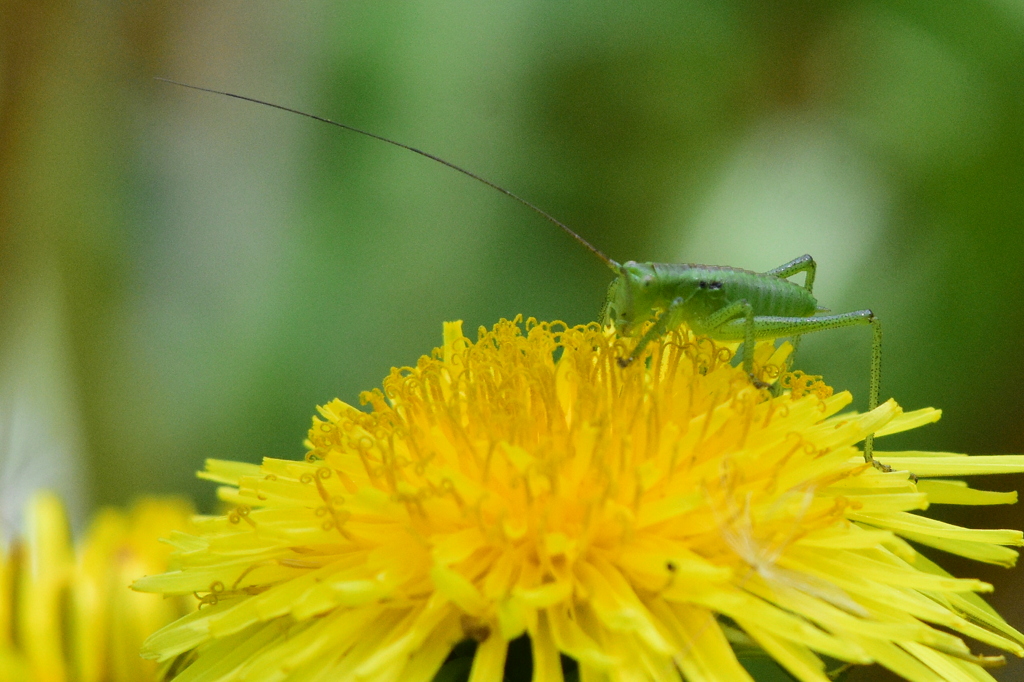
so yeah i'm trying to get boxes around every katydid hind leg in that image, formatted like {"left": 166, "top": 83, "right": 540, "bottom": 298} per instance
{"left": 763, "top": 255, "right": 817, "bottom": 366}
{"left": 764, "top": 254, "right": 817, "bottom": 293}
{"left": 863, "top": 314, "right": 888, "bottom": 472}
{"left": 712, "top": 310, "right": 895, "bottom": 474}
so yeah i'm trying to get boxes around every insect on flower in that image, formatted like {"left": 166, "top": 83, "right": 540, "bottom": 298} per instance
{"left": 156, "top": 78, "right": 893, "bottom": 475}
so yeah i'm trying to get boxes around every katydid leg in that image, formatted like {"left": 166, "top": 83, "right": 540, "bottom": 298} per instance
{"left": 617, "top": 297, "right": 689, "bottom": 367}
{"left": 694, "top": 299, "right": 757, "bottom": 376}
{"left": 764, "top": 255, "right": 817, "bottom": 364}
{"left": 708, "top": 309, "right": 887, "bottom": 471}
{"left": 764, "top": 254, "right": 816, "bottom": 293}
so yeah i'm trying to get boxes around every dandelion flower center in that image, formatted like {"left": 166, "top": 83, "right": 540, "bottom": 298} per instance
{"left": 136, "top": 319, "right": 1024, "bottom": 682}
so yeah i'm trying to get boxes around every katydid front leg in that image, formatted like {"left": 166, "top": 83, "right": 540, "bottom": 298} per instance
{"left": 617, "top": 296, "right": 690, "bottom": 367}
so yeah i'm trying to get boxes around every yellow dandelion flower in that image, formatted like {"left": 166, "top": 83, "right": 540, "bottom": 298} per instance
{"left": 135, "top": 319, "right": 1024, "bottom": 682}
{"left": 0, "top": 492, "right": 195, "bottom": 682}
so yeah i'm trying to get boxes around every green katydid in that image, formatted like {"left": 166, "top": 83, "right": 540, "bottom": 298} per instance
{"left": 157, "top": 78, "right": 893, "bottom": 474}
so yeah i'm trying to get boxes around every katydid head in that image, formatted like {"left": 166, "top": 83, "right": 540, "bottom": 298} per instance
{"left": 603, "top": 261, "right": 663, "bottom": 335}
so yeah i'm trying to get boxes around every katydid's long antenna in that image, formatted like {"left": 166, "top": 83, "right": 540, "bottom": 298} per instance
{"left": 156, "top": 77, "right": 620, "bottom": 271}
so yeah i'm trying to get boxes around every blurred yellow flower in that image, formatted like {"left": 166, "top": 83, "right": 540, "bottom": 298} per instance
{"left": 136, "top": 319, "right": 1024, "bottom": 681}
{"left": 0, "top": 492, "right": 194, "bottom": 682}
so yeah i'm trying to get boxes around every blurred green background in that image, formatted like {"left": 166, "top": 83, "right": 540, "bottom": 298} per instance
{"left": 2, "top": 2, "right": 1023, "bottom": 679}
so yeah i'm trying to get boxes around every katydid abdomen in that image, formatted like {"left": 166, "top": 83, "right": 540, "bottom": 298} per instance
{"left": 663, "top": 263, "right": 817, "bottom": 321}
